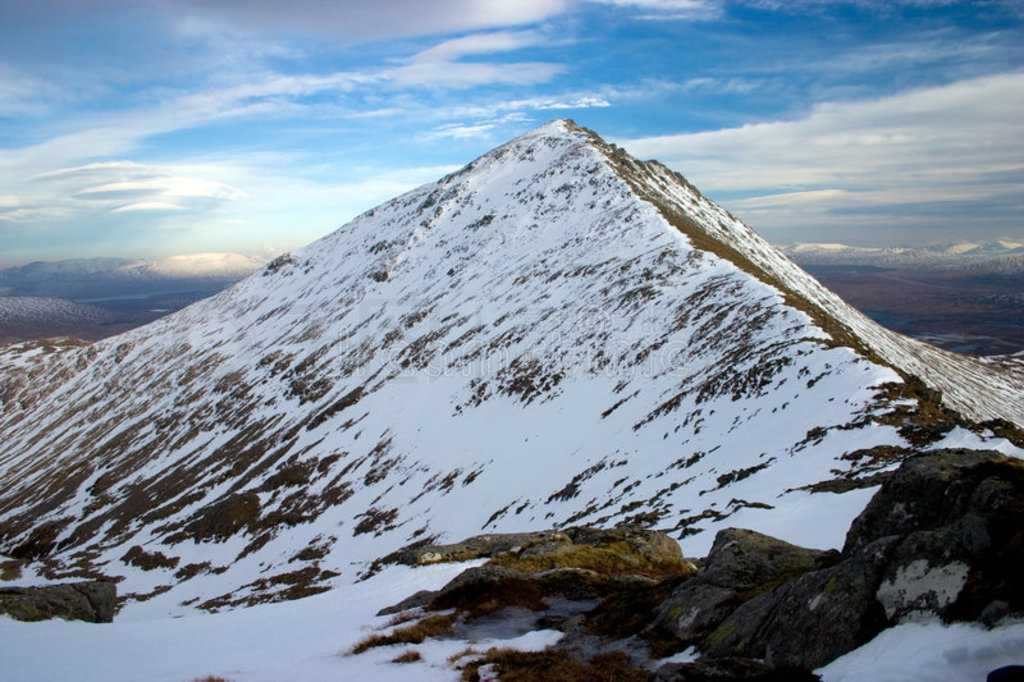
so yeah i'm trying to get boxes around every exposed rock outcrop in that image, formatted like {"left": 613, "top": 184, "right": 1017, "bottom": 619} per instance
{"left": 650, "top": 528, "right": 837, "bottom": 647}
{"left": 379, "top": 525, "right": 695, "bottom": 616}
{"left": 700, "top": 449, "right": 1023, "bottom": 669}
{"left": 0, "top": 581, "right": 116, "bottom": 623}
{"left": 353, "top": 449, "right": 1023, "bottom": 679}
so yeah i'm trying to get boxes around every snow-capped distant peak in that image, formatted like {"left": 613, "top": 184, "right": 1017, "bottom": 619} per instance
{"left": 781, "top": 240, "right": 1024, "bottom": 268}
{"left": 120, "top": 252, "right": 267, "bottom": 278}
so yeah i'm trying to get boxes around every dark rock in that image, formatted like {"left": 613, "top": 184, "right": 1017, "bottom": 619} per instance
{"left": 843, "top": 448, "right": 1015, "bottom": 554}
{"left": 651, "top": 657, "right": 821, "bottom": 681}
{"left": 849, "top": 449, "right": 1024, "bottom": 624}
{"left": 697, "top": 449, "right": 1024, "bottom": 670}
{"left": 989, "top": 666, "right": 1024, "bottom": 682}
{"left": 0, "top": 580, "right": 117, "bottom": 623}
{"left": 979, "top": 600, "right": 1012, "bottom": 627}
{"left": 701, "top": 536, "right": 895, "bottom": 669}
{"left": 651, "top": 528, "right": 830, "bottom": 646}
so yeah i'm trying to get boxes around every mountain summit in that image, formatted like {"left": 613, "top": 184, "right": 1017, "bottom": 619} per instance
{"left": 0, "top": 120, "right": 1020, "bottom": 616}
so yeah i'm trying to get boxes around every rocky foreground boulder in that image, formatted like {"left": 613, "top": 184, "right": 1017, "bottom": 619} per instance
{"left": 701, "top": 448, "right": 1023, "bottom": 669}
{"left": 349, "top": 449, "right": 1023, "bottom": 679}
{"left": 0, "top": 580, "right": 116, "bottom": 623}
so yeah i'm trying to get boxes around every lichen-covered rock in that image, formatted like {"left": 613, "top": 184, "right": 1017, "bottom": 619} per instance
{"left": 698, "top": 449, "right": 1024, "bottom": 670}
{"left": 0, "top": 580, "right": 116, "bottom": 623}
{"left": 848, "top": 448, "right": 1024, "bottom": 624}
{"left": 395, "top": 525, "right": 691, "bottom": 575}
{"left": 650, "top": 528, "right": 833, "bottom": 646}
{"left": 701, "top": 537, "right": 895, "bottom": 669}
{"left": 843, "top": 448, "right": 1016, "bottom": 554}
{"left": 397, "top": 531, "right": 568, "bottom": 565}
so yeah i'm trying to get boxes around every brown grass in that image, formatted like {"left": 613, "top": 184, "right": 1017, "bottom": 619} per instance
{"left": 350, "top": 613, "right": 457, "bottom": 654}
{"left": 0, "top": 560, "right": 23, "bottom": 581}
{"left": 458, "top": 648, "right": 647, "bottom": 682}
{"left": 391, "top": 650, "right": 423, "bottom": 663}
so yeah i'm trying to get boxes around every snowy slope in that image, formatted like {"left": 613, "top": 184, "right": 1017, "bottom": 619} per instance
{"left": 0, "top": 120, "right": 1020, "bottom": 621}
{"left": 0, "top": 297, "right": 106, "bottom": 327}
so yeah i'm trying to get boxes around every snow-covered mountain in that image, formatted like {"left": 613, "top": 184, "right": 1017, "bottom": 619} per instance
{"left": 0, "top": 252, "right": 265, "bottom": 299}
{"left": 0, "top": 297, "right": 106, "bottom": 328}
{"left": 122, "top": 252, "right": 267, "bottom": 279}
{"left": 0, "top": 120, "right": 1020, "bottom": 624}
{"left": 781, "top": 241, "right": 1024, "bottom": 273}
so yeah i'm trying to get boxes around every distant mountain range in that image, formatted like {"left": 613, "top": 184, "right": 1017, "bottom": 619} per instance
{"left": 0, "top": 252, "right": 266, "bottom": 300}
{"left": 781, "top": 241, "right": 1024, "bottom": 273}
{"left": 0, "top": 253, "right": 266, "bottom": 342}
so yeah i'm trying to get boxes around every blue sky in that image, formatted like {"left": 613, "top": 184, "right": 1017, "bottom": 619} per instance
{"left": 1, "top": 0, "right": 1021, "bottom": 266}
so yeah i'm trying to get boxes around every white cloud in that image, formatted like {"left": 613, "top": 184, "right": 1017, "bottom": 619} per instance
{"left": 620, "top": 72, "right": 1024, "bottom": 192}
{"left": 112, "top": 201, "right": 187, "bottom": 213}
{"left": 161, "top": 0, "right": 571, "bottom": 43}
{"left": 422, "top": 123, "right": 502, "bottom": 141}
{"left": 617, "top": 72, "right": 1024, "bottom": 241}
{"left": 31, "top": 161, "right": 246, "bottom": 216}
{"left": 0, "top": 64, "right": 61, "bottom": 116}
{"left": 587, "top": 0, "right": 723, "bottom": 19}
{"left": 392, "top": 31, "right": 564, "bottom": 89}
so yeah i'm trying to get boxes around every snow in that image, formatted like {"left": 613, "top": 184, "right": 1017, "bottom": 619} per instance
{"left": 0, "top": 296, "right": 105, "bottom": 324}
{"left": 2, "top": 564, "right": 1020, "bottom": 681}
{"left": 929, "top": 427, "right": 1024, "bottom": 459}
{"left": 818, "top": 620, "right": 1024, "bottom": 682}
{"left": 0, "top": 561, "right": 563, "bottom": 681}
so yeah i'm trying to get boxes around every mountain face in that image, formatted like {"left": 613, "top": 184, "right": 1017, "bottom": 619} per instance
{"left": 0, "top": 120, "right": 1020, "bottom": 618}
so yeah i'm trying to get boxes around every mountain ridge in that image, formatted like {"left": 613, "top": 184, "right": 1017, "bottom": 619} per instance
{"left": 0, "top": 119, "right": 1019, "bottom": 619}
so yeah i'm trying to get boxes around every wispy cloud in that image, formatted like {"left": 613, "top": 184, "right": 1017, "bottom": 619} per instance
{"left": 0, "top": 65, "right": 63, "bottom": 116}
{"left": 618, "top": 72, "right": 1024, "bottom": 242}
{"left": 161, "top": 0, "right": 571, "bottom": 43}
{"left": 588, "top": 0, "right": 724, "bottom": 20}
{"left": 392, "top": 31, "right": 564, "bottom": 89}
{"left": 27, "top": 161, "right": 246, "bottom": 218}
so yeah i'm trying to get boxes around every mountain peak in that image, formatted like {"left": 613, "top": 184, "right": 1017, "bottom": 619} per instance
{"left": 0, "top": 122, "right": 1020, "bottom": 617}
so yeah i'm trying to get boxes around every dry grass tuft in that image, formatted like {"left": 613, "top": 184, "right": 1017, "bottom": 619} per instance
{"left": 0, "top": 560, "right": 23, "bottom": 581}
{"left": 391, "top": 649, "right": 422, "bottom": 663}
{"left": 350, "top": 613, "right": 457, "bottom": 654}
{"left": 458, "top": 647, "right": 647, "bottom": 682}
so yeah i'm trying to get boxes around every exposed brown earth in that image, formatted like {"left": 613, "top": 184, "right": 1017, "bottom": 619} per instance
{"left": 803, "top": 265, "right": 1024, "bottom": 356}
